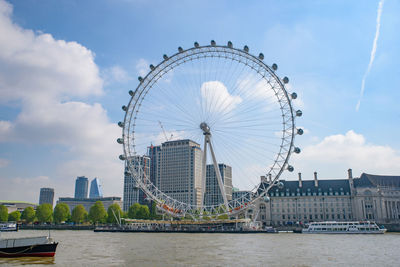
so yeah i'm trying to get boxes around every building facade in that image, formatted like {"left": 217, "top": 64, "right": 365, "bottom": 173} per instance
{"left": 156, "top": 139, "right": 203, "bottom": 207}
{"left": 89, "top": 178, "right": 103, "bottom": 198}
{"left": 75, "top": 176, "right": 89, "bottom": 199}
{"left": 252, "top": 170, "right": 400, "bottom": 226}
{"left": 204, "top": 164, "right": 233, "bottom": 206}
{"left": 123, "top": 155, "right": 150, "bottom": 211}
{"left": 58, "top": 197, "right": 122, "bottom": 213}
{"left": 0, "top": 201, "right": 37, "bottom": 213}
{"left": 39, "top": 188, "right": 55, "bottom": 206}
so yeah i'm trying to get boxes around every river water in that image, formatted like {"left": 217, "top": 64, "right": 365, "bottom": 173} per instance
{"left": 1, "top": 230, "right": 399, "bottom": 266}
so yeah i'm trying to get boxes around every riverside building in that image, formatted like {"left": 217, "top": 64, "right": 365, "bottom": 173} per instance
{"left": 156, "top": 139, "right": 203, "bottom": 207}
{"left": 123, "top": 155, "right": 150, "bottom": 211}
{"left": 252, "top": 170, "right": 400, "bottom": 226}
{"left": 204, "top": 164, "right": 233, "bottom": 206}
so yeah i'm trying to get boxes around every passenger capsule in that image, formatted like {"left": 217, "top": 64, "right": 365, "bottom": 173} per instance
{"left": 296, "top": 110, "right": 303, "bottom": 117}
{"left": 122, "top": 105, "right": 127, "bottom": 111}
{"left": 278, "top": 182, "right": 284, "bottom": 189}
{"left": 272, "top": 63, "right": 278, "bottom": 71}
{"left": 258, "top": 53, "right": 264, "bottom": 60}
{"left": 211, "top": 40, "right": 216, "bottom": 46}
{"left": 297, "top": 128, "right": 304, "bottom": 135}
{"left": 150, "top": 64, "right": 155, "bottom": 70}
{"left": 118, "top": 121, "right": 124, "bottom": 128}
{"left": 138, "top": 76, "right": 143, "bottom": 82}
{"left": 194, "top": 42, "right": 199, "bottom": 48}
{"left": 287, "top": 165, "right": 294, "bottom": 172}
{"left": 243, "top": 45, "right": 249, "bottom": 52}
{"left": 283, "top": 77, "right": 289, "bottom": 84}
{"left": 263, "top": 195, "right": 270, "bottom": 202}
{"left": 117, "top": 138, "right": 124, "bottom": 144}
{"left": 178, "top": 46, "right": 183, "bottom": 52}
{"left": 227, "top": 41, "right": 233, "bottom": 48}
{"left": 129, "top": 90, "right": 134, "bottom": 96}
{"left": 291, "top": 92, "right": 297, "bottom": 99}
{"left": 119, "top": 155, "right": 126, "bottom": 160}
{"left": 294, "top": 147, "right": 301, "bottom": 154}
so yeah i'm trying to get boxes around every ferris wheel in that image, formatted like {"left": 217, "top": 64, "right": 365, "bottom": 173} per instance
{"left": 118, "top": 40, "right": 302, "bottom": 218}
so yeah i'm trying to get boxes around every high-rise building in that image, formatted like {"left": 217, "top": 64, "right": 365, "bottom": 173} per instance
{"left": 123, "top": 155, "right": 150, "bottom": 211}
{"left": 147, "top": 145, "right": 161, "bottom": 186}
{"left": 204, "top": 164, "right": 233, "bottom": 206}
{"left": 75, "top": 176, "right": 89, "bottom": 199}
{"left": 89, "top": 178, "right": 103, "bottom": 198}
{"left": 156, "top": 139, "right": 203, "bottom": 207}
{"left": 39, "top": 188, "right": 55, "bottom": 206}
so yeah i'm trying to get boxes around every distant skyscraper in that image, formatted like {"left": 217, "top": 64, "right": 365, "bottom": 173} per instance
{"left": 156, "top": 139, "right": 203, "bottom": 207}
{"left": 147, "top": 145, "right": 161, "bottom": 186}
{"left": 204, "top": 164, "right": 233, "bottom": 206}
{"left": 89, "top": 178, "right": 103, "bottom": 198}
{"left": 39, "top": 188, "right": 54, "bottom": 206}
{"left": 75, "top": 176, "right": 89, "bottom": 199}
{"left": 123, "top": 155, "right": 150, "bottom": 211}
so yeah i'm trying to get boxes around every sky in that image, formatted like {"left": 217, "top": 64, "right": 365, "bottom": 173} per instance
{"left": 0, "top": 0, "right": 400, "bottom": 204}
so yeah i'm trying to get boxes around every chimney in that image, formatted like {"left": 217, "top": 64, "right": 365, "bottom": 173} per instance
{"left": 268, "top": 174, "right": 272, "bottom": 183}
{"left": 348, "top": 168, "right": 353, "bottom": 179}
{"left": 314, "top": 171, "right": 318, "bottom": 187}
{"left": 298, "top": 172, "right": 302, "bottom": 188}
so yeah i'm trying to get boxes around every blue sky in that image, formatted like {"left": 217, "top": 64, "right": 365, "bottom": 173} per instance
{"left": 0, "top": 0, "right": 399, "bottom": 203}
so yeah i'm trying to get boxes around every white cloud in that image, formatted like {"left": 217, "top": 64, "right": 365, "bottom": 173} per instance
{"left": 103, "top": 65, "right": 132, "bottom": 84}
{"left": 0, "top": 158, "right": 9, "bottom": 168}
{"left": 0, "top": 0, "right": 123, "bottom": 201}
{"left": 288, "top": 130, "right": 400, "bottom": 179}
{"left": 200, "top": 81, "right": 242, "bottom": 113}
{"left": 136, "top": 58, "right": 149, "bottom": 77}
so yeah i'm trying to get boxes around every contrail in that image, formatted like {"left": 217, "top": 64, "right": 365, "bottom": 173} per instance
{"left": 356, "top": 0, "right": 384, "bottom": 111}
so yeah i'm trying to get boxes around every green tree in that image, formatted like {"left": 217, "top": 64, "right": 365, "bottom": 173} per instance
{"left": 21, "top": 206, "right": 36, "bottom": 223}
{"left": 107, "top": 204, "right": 123, "bottom": 223}
{"left": 53, "top": 203, "right": 70, "bottom": 224}
{"left": 137, "top": 205, "right": 150, "bottom": 219}
{"left": 150, "top": 202, "right": 160, "bottom": 219}
{"left": 128, "top": 203, "right": 141, "bottom": 219}
{"left": 89, "top": 201, "right": 107, "bottom": 223}
{"left": 36, "top": 203, "right": 53, "bottom": 223}
{"left": 0, "top": 205, "right": 8, "bottom": 222}
{"left": 71, "top": 205, "right": 88, "bottom": 224}
{"left": 8, "top": 211, "right": 21, "bottom": 222}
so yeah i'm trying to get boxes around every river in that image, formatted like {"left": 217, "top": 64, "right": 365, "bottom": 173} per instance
{"left": 1, "top": 230, "right": 399, "bottom": 266}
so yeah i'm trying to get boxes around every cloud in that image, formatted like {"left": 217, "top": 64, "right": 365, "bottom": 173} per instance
{"left": 288, "top": 130, "right": 400, "bottom": 179}
{"left": 136, "top": 58, "right": 149, "bottom": 77}
{"left": 200, "top": 81, "right": 242, "bottom": 113}
{"left": 356, "top": 0, "right": 385, "bottom": 111}
{"left": 0, "top": 0, "right": 123, "bottom": 201}
{"left": 0, "top": 158, "right": 9, "bottom": 168}
{"left": 103, "top": 65, "right": 132, "bottom": 84}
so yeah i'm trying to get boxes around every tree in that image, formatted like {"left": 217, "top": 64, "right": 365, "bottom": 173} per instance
{"left": 71, "top": 205, "right": 88, "bottom": 224}
{"left": 36, "top": 203, "right": 53, "bottom": 223}
{"left": 0, "top": 205, "right": 8, "bottom": 222}
{"left": 150, "top": 202, "right": 159, "bottom": 219}
{"left": 107, "top": 204, "right": 122, "bottom": 223}
{"left": 137, "top": 205, "right": 150, "bottom": 219}
{"left": 128, "top": 203, "right": 141, "bottom": 219}
{"left": 8, "top": 211, "right": 21, "bottom": 222}
{"left": 21, "top": 206, "right": 36, "bottom": 223}
{"left": 89, "top": 201, "right": 107, "bottom": 223}
{"left": 53, "top": 203, "right": 70, "bottom": 224}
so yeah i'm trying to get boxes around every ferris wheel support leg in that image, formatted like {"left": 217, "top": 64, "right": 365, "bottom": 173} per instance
{"left": 201, "top": 135, "right": 208, "bottom": 210}
{"left": 208, "top": 135, "right": 229, "bottom": 212}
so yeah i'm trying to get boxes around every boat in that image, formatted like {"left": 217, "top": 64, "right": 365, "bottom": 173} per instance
{"left": 302, "top": 221, "right": 386, "bottom": 234}
{"left": 0, "top": 222, "right": 18, "bottom": 232}
{"left": 0, "top": 235, "right": 58, "bottom": 257}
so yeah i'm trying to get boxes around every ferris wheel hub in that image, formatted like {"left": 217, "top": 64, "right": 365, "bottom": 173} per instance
{"left": 200, "top": 122, "right": 211, "bottom": 135}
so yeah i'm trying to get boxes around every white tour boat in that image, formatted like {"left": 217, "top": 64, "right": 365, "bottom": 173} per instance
{"left": 302, "top": 221, "right": 386, "bottom": 234}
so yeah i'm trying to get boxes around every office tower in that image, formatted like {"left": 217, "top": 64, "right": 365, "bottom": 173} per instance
{"left": 204, "top": 164, "right": 233, "bottom": 206}
{"left": 156, "top": 139, "right": 203, "bottom": 207}
{"left": 89, "top": 178, "right": 103, "bottom": 198}
{"left": 147, "top": 145, "right": 161, "bottom": 186}
{"left": 123, "top": 155, "right": 150, "bottom": 211}
{"left": 74, "top": 176, "right": 89, "bottom": 199}
{"left": 39, "top": 188, "right": 55, "bottom": 206}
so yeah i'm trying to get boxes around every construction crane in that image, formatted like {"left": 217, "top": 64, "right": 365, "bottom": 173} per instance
{"left": 158, "top": 121, "right": 173, "bottom": 141}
